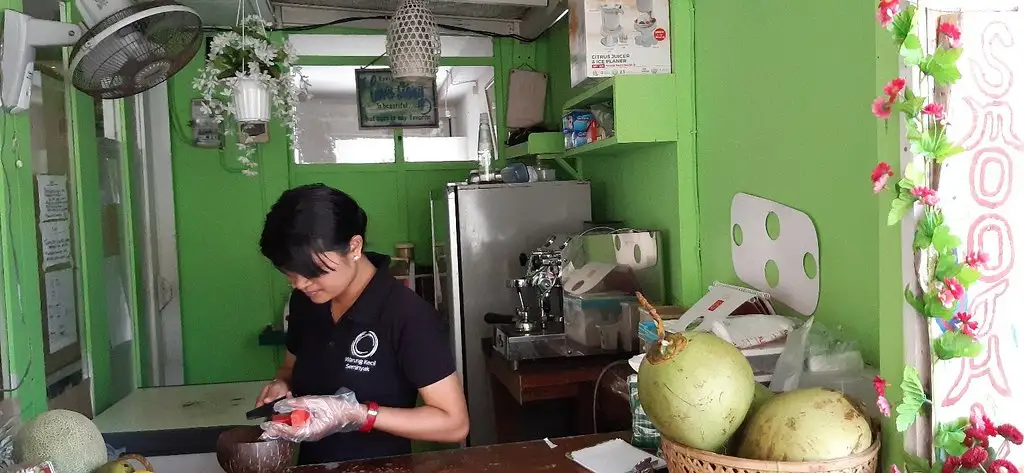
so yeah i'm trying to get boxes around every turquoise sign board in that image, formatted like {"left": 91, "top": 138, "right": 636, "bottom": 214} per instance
{"left": 355, "top": 69, "right": 439, "bottom": 129}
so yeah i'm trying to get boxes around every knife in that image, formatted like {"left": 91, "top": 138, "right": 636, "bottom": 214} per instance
{"left": 245, "top": 396, "right": 287, "bottom": 420}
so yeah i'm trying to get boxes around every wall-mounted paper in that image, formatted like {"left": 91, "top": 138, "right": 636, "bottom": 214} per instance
{"left": 44, "top": 268, "right": 77, "bottom": 354}
{"left": 36, "top": 174, "right": 69, "bottom": 222}
{"left": 39, "top": 220, "right": 72, "bottom": 269}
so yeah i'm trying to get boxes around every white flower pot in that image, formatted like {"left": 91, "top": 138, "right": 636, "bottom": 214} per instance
{"left": 232, "top": 78, "right": 271, "bottom": 123}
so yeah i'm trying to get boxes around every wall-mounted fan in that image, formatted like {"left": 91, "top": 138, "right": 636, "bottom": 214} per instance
{"left": 1, "top": 0, "right": 203, "bottom": 114}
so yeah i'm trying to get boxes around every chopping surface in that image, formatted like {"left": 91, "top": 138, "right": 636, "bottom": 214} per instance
{"left": 287, "top": 431, "right": 628, "bottom": 473}
{"left": 93, "top": 381, "right": 266, "bottom": 433}
{"left": 94, "top": 381, "right": 267, "bottom": 457}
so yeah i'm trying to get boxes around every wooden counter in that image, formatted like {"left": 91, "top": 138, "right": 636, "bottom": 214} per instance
{"left": 287, "top": 431, "right": 629, "bottom": 473}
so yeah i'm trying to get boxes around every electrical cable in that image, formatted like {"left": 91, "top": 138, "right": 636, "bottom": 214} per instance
{"left": 202, "top": 14, "right": 551, "bottom": 42}
{"left": 592, "top": 359, "right": 631, "bottom": 434}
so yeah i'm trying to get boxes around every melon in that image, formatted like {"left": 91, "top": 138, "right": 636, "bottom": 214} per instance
{"left": 637, "top": 331, "right": 755, "bottom": 452}
{"left": 13, "top": 409, "right": 108, "bottom": 473}
{"left": 737, "top": 387, "right": 873, "bottom": 462}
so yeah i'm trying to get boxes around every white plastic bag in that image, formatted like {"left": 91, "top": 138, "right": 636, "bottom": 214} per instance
{"left": 768, "top": 317, "right": 864, "bottom": 392}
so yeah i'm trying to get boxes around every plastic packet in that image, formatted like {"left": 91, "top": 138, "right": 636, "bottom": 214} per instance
{"left": 0, "top": 399, "right": 21, "bottom": 471}
{"left": 1, "top": 463, "right": 54, "bottom": 473}
{"left": 628, "top": 374, "right": 660, "bottom": 450}
{"left": 710, "top": 314, "right": 796, "bottom": 349}
{"left": 769, "top": 317, "right": 865, "bottom": 393}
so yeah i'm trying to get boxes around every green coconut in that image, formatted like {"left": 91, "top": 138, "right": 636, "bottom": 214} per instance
{"left": 737, "top": 387, "right": 873, "bottom": 462}
{"left": 13, "top": 409, "right": 108, "bottom": 473}
{"left": 637, "top": 331, "right": 755, "bottom": 452}
{"left": 727, "top": 383, "right": 776, "bottom": 454}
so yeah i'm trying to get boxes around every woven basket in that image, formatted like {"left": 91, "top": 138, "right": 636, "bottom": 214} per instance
{"left": 118, "top": 454, "right": 154, "bottom": 471}
{"left": 661, "top": 436, "right": 880, "bottom": 473}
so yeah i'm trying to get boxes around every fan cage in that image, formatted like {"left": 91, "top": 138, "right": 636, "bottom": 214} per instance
{"left": 70, "top": 0, "right": 203, "bottom": 100}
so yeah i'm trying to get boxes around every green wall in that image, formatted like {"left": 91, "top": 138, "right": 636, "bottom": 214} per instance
{"left": 168, "top": 34, "right": 526, "bottom": 384}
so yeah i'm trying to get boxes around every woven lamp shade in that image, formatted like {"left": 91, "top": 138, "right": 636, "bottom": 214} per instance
{"left": 386, "top": 0, "right": 442, "bottom": 83}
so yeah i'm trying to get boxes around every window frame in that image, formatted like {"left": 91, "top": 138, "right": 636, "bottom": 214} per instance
{"left": 288, "top": 27, "right": 496, "bottom": 172}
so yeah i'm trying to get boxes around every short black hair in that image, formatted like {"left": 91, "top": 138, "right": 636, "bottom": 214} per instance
{"left": 260, "top": 183, "right": 368, "bottom": 278}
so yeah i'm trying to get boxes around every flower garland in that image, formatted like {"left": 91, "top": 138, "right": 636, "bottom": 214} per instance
{"left": 869, "top": 1, "right": 1021, "bottom": 472}
{"left": 193, "top": 15, "right": 310, "bottom": 176}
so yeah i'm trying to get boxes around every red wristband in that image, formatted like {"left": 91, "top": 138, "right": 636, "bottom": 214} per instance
{"left": 359, "top": 401, "right": 380, "bottom": 433}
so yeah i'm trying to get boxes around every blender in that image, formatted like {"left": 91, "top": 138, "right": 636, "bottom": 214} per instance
{"left": 634, "top": 0, "right": 658, "bottom": 47}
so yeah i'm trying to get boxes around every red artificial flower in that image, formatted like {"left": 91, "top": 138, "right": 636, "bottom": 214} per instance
{"left": 956, "top": 312, "right": 978, "bottom": 336}
{"left": 873, "top": 376, "right": 888, "bottom": 396}
{"left": 939, "top": 287, "right": 957, "bottom": 308}
{"left": 965, "top": 251, "right": 990, "bottom": 269}
{"left": 965, "top": 426, "right": 991, "bottom": 448}
{"left": 911, "top": 186, "right": 940, "bottom": 206}
{"left": 938, "top": 22, "right": 963, "bottom": 48}
{"left": 872, "top": 162, "right": 894, "bottom": 193}
{"left": 961, "top": 446, "right": 989, "bottom": 468}
{"left": 878, "top": 0, "right": 900, "bottom": 28}
{"left": 976, "top": 413, "right": 999, "bottom": 436}
{"left": 891, "top": 464, "right": 902, "bottom": 473}
{"left": 945, "top": 277, "right": 965, "bottom": 301}
{"left": 989, "top": 459, "right": 1020, "bottom": 473}
{"left": 942, "top": 455, "right": 962, "bottom": 473}
{"left": 873, "top": 96, "right": 893, "bottom": 119}
{"left": 884, "top": 78, "right": 907, "bottom": 99}
{"left": 876, "top": 396, "right": 892, "bottom": 417}
{"left": 923, "top": 103, "right": 946, "bottom": 121}
{"left": 997, "top": 424, "right": 1024, "bottom": 445}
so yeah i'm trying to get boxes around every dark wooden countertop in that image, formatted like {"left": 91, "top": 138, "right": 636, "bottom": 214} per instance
{"left": 287, "top": 431, "right": 629, "bottom": 473}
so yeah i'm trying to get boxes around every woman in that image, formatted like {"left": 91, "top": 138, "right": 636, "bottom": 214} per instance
{"left": 254, "top": 183, "right": 469, "bottom": 465}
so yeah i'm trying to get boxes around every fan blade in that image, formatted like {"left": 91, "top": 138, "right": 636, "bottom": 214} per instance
{"left": 1, "top": 10, "right": 82, "bottom": 113}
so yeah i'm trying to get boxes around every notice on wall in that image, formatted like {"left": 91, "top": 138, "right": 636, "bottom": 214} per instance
{"left": 355, "top": 68, "right": 439, "bottom": 129}
{"left": 39, "top": 220, "right": 72, "bottom": 269}
{"left": 36, "top": 174, "right": 69, "bottom": 222}
{"left": 44, "top": 268, "right": 77, "bottom": 354}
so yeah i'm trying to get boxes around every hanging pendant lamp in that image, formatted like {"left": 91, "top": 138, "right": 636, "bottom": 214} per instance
{"left": 386, "top": 0, "right": 442, "bottom": 84}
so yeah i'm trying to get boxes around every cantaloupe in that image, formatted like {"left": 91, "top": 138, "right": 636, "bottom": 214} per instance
{"left": 13, "top": 409, "right": 108, "bottom": 473}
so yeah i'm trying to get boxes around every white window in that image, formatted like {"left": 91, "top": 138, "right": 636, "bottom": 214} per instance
{"left": 293, "top": 65, "right": 397, "bottom": 164}
{"left": 404, "top": 66, "right": 495, "bottom": 163}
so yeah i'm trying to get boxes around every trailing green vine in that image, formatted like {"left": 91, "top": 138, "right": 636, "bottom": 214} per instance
{"left": 869, "top": 2, "right": 1021, "bottom": 472}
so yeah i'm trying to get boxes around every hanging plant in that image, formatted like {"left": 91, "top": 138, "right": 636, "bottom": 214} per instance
{"left": 193, "top": 15, "right": 310, "bottom": 176}
{"left": 869, "top": 2, "right": 1022, "bottom": 473}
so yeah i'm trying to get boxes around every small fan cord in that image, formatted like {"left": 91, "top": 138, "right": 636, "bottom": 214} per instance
{"left": 592, "top": 359, "right": 630, "bottom": 434}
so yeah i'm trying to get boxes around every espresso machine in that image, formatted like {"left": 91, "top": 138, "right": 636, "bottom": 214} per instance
{"left": 489, "top": 235, "right": 576, "bottom": 363}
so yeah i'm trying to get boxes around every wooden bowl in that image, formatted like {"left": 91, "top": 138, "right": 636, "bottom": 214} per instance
{"left": 216, "top": 426, "right": 298, "bottom": 473}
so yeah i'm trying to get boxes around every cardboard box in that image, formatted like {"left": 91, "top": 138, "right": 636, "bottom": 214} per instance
{"left": 568, "top": 0, "right": 673, "bottom": 88}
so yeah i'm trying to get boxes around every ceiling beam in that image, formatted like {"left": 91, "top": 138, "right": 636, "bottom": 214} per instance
{"left": 434, "top": 0, "right": 547, "bottom": 5}
{"left": 517, "top": 0, "right": 565, "bottom": 39}
{"left": 275, "top": 3, "right": 518, "bottom": 35}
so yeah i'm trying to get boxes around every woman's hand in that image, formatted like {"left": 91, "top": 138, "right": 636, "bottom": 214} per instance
{"left": 256, "top": 379, "right": 292, "bottom": 408}
{"left": 259, "top": 388, "right": 369, "bottom": 442}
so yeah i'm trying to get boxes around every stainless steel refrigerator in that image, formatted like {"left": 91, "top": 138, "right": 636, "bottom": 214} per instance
{"left": 429, "top": 181, "right": 593, "bottom": 447}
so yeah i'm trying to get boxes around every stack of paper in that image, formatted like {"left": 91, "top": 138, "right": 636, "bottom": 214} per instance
{"left": 568, "top": 438, "right": 666, "bottom": 473}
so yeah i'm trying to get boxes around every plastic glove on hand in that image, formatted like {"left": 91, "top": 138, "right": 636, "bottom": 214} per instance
{"left": 258, "top": 388, "right": 369, "bottom": 442}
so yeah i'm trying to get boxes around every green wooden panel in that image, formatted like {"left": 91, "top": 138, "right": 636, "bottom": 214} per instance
{"left": 0, "top": 0, "right": 48, "bottom": 418}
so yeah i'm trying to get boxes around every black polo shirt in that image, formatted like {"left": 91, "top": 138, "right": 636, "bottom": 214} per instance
{"left": 285, "top": 252, "right": 456, "bottom": 465}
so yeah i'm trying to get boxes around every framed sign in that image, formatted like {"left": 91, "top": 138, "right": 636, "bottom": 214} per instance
{"left": 355, "top": 69, "right": 439, "bottom": 129}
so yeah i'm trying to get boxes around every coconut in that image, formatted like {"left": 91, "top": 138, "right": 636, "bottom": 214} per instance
{"left": 727, "top": 383, "right": 776, "bottom": 454}
{"left": 637, "top": 327, "right": 755, "bottom": 452}
{"left": 737, "top": 387, "right": 873, "bottom": 462}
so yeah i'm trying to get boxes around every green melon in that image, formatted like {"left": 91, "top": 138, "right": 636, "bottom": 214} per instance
{"left": 13, "top": 409, "right": 108, "bottom": 473}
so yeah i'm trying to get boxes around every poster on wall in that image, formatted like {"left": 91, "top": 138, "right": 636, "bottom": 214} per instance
{"left": 355, "top": 68, "right": 439, "bottom": 129}
{"left": 44, "top": 268, "right": 77, "bottom": 354}
{"left": 39, "top": 220, "right": 72, "bottom": 269}
{"left": 36, "top": 175, "right": 69, "bottom": 222}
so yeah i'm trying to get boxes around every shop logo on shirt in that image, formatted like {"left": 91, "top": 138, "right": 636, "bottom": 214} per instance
{"left": 345, "top": 330, "right": 379, "bottom": 373}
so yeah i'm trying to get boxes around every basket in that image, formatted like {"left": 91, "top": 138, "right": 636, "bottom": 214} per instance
{"left": 118, "top": 454, "right": 154, "bottom": 471}
{"left": 660, "top": 436, "right": 880, "bottom": 473}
